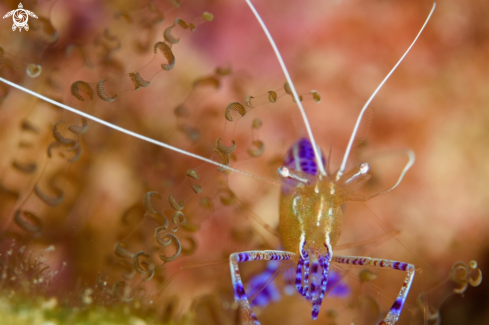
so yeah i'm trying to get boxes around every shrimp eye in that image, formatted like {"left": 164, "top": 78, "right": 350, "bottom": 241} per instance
{"left": 278, "top": 166, "right": 290, "bottom": 178}
{"left": 278, "top": 166, "right": 309, "bottom": 185}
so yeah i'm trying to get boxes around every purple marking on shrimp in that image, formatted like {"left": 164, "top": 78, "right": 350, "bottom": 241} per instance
{"left": 283, "top": 138, "right": 326, "bottom": 176}
{"left": 310, "top": 282, "right": 317, "bottom": 295}
{"left": 303, "top": 261, "right": 310, "bottom": 301}
{"left": 309, "top": 260, "right": 320, "bottom": 300}
{"left": 326, "top": 271, "right": 350, "bottom": 298}
{"left": 393, "top": 262, "right": 408, "bottom": 271}
{"left": 318, "top": 257, "right": 328, "bottom": 300}
{"left": 248, "top": 262, "right": 281, "bottom": 307}
{"left": 254, "top": 289, "right": 272, "bottom": 307}
{"left": 295, "top": 258, "right": 303, "bottom": 286}
{"left": 300, "top": 246, "right": 312, "bottom": 300}
{"left": 391, "top": 298, "right": 403, "bottom": 312}
{"left": 235, "top": 283, "right": 247, "bottom": 300}
{"left": 238, "top": 253, "right": 250, "bottom": 262}
{"left": 296, "top": 257, "right": 308, "bottom": 297}
{"left": 311, "top": 261, "right": 319, "bottom": 274}
{"left": 273, "top": 253, "right": 285, "bottom": 260}
{"left": 295, "top": 257, "right": 304, "bottom": 282}
{"left": 293, "top": 243, "right": 350, "bottom": 319}
{"left": 311, "top": 304, "right": 320, "bottom": 320}
{"left": 353, "top": 258, "right": 365, "bottom": 266}
{"left": 314, "top": 254, "right": 329, "bottom": 319}
{"left": 303, "top": 260, "right": 310, "bottom": 283}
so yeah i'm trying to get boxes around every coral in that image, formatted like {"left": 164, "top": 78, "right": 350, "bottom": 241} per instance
{"left": 0, "top": 0, "right": 488, "bottom": 324}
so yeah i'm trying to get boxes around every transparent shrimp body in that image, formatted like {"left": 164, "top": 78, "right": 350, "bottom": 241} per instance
{"left": 278, "top": 138, "right": 370, "bottom": 318}
{"left": 228, "top": 1, "right": 436, "bottom": 323}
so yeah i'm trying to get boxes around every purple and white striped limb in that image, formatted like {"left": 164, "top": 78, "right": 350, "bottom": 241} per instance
{"left": 230, "top": 250, "right": 294, "bottom": 325}
{"left": 333, "top": 255, "right": 415, "bottom": 325}
{"left": 295, "top": 240, "right": 332, "bottom": 320}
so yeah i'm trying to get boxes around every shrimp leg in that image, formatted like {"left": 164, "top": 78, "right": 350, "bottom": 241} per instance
{"left": 230, "top": 250, "right": 295, "bottom": 325}
{"left": 333, "top": 255, "right": 415, "bottom": 325}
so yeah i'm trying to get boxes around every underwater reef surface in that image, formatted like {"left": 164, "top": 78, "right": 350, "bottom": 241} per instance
{"left": 0, "top": 0, "right": 487, "bottom": 324}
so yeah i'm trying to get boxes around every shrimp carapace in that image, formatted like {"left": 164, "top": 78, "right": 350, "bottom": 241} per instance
{"left": 278, "top": 138, "right": 369, "bottom": 318}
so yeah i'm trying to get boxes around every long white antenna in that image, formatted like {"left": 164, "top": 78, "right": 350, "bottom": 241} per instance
{"left": 337, "top": 3, "right": 436, "bottom": 180}
{"left": 361, "top": 149, "right": 415, "bottom": 200}
{"left": 375, "top": 149, "right": 415, "bottom": 196}
{"left": 0, "top": 77, "right": 281, "bottom": 186}
{"left": 245, "top": 0, "right": 327, "bottom": 176}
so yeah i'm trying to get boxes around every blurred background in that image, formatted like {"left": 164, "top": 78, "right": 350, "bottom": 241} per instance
{"left": 0, "top": 0, "right": 487, "bottom": 324}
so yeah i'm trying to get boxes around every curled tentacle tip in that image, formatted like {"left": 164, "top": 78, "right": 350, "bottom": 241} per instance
{"left": 268, "top": 90, "right": 277, "bottom": 103}
{"left": 216, "top": 137, "right": 237, "bottom": 154}
{"left": 97, "top": 79, "right": 117, "bottom": 102}
{"left": 469, "top": 260, "right": 478, "bottom": 269}
{"left": 202, "top": 12, "right": 214, "bottom": 22}
{"left": 213, "top": 148, "right": 230, "bottom": 171}
{"left": 224, "top": 102, "right": 246, "bottom": 122}
{"left": 252, "top": 118, "right": 262, "bottom": 129}
{"left": 248, "top": 140, "right": 264, "bottom": 157}
{"left": 26, "top": 63, "right": 42, "bottom": 78}
{"left": 310, "top": 90, "right": 321, "bottom": 103}
{"left": 169, "top": 193, "right": 185, "bottom": 211}
{"left": 244, "top": 95, "right": 253, "bottom": 108}
{"left": 68, "top": 118, "right": 89, "bottom": 135}
{"left": 215, "top": 66, "right": 231, "bottom": 76}
{"left": 186, "top": 169, "right": 199, "bottom": 180}
{"left": 14, "top": 210, "right": 42, "bottom": 234}
{"left": 71, "top": 80, "right": 94, "bottom": 101}
{"left": 191, "top": 184, "right": 202, "bottom": 194}
{"left": 129, "top": 72, "right": 150, "bottom": 89}
{"left": 164, "top": 24, "right": 180, "bottom": 44}
{"left": 449, "top": 260, "right": 483, "bottom": 292}
{"left": 144, "top": 191, "right": 162, "bottom": 214}
{"left": 219, "top": 188, "right": 236, "bottom": 206}
{"left": 284, "top": 81, "right": 292, "bottom": 95}
{"left": 154, "top": 42, "right": 175, "bottom": 71}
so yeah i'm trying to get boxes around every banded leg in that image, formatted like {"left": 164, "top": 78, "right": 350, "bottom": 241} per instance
{"left": 295, "top": 247, "right": 310, "bottom": 299}
{"left": 230, "top": 250, "right": 294, "bottom": 325}
{"left": 332, "top": 255, "right": 415, "bottom": 325}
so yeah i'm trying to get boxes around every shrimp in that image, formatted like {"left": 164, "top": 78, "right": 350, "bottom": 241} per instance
{"left": 227, "top": 3, "right": 434, "bottom": 324}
